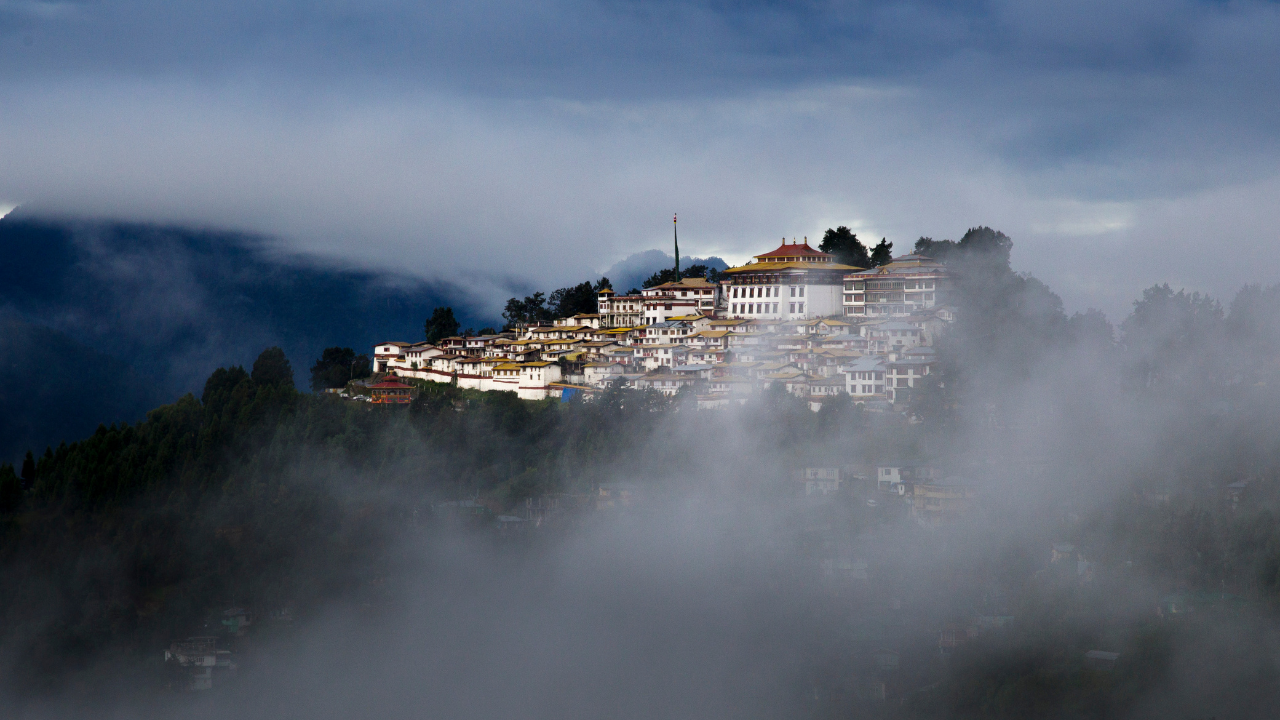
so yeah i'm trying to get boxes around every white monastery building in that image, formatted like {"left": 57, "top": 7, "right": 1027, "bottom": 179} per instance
{"left": 723, "top": 240, "right": 858, "bottom": 321}
{"left": 843, "top": 254, "right": 949, "bottom": 318}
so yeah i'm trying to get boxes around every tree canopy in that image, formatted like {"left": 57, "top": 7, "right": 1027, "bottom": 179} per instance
{"left": 869, "top": 238, "right": 894, "bottom": 267}
{"left": 309, "top": 347, "right": 372, "bottom": 391}
{"left": 504, "top": 278, "right": 611, "bottom": 328}
{"left": 915, "top": 226, "right": 1013, "bottom": 270}
{"left": 425, "top": 306, "right": 461, "bottom": 343}
{"left": 642, "top": 264, "right": 722, "bottom": 288}
{"left": 819, "top": 226, "right": 871, "bottom": 268}
{"left": 250, "top": 347, "right": 294, "bottom": 389}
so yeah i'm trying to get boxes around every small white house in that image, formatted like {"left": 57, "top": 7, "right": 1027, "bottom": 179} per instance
{"left": 801, "top": 467, "right": 843, "bottom": 496}
{"left": 841, "top": 356, "right": 887, "bottom": 397}
{"left": 876, "top": 466, "right": 902, "bottom": 492}
{"left": 518, "top": 362, "right": 563, "bottom": 400}
{"left": 373, "top": 342, "right": 411, "bottom": 372}
{"left": 584, "top": 362, "right": 625, "bottom": 387}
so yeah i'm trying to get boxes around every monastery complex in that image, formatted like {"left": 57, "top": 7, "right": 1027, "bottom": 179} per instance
{"left": 373, "top": 240, "right": 954, "bottom": 408}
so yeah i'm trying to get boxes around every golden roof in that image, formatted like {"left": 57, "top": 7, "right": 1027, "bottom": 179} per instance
{"left": 723, "top": 260, "right": 860, "bottom": 274}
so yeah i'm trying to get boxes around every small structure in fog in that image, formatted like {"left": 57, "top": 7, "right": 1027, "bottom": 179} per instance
{"left": 911, "top": 477, "right": 976, "bottom": 527}
{"left": 873, "top": 650, "right": 900, "bottom": 671}
{"left": 496, "top": 515, "right": 527, "bottom": 533}
{"left": 821, "top": 557, "right": 868, "bottom": 581}
{"left": 1084, "top": 650, "right": 1120, "bottom": 671}
{"left": 1051, "top": 542, "right": 1076, "bottom": 564}
{"left": 798, "top": 467, "right": 843, "bottom": 496}
{"left": 165, "top": 637, "right": 235, "bottom": 691}
{"left": 221, "top": 608, "right": 251, "bottom": 636}
{"left": 596, "top": 482, "right": 637, "bottom": 510}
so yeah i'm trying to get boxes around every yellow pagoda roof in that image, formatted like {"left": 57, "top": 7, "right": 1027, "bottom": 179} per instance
{"left": 723, "top": 261, "right": 860, "bottom": 274}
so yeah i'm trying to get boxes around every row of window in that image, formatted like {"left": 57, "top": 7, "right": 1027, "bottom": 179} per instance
{"left": 844, "top": 305, "right": 918, "bottom": 316}
{"left": 731, "top": 285, "right": 805, "bottom": 299}
{"left": 731, "top": 302, "right": 805, "bottom": 315}
{"left": 844, "top": 280, "right": 937, "bottom": 291}
{"left": 842, "top": 293, "right": 936, "bottom": 303}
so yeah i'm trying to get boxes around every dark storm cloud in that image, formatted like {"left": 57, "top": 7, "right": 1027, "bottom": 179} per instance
{"left": 0, "top": 1, "right": 1235, "bottom": 92}
{"left": 2, "top": 0, "right": 1279, "bottom": 318}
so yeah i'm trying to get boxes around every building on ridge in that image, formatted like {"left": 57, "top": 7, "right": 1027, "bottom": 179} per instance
{"left": 723, "top": 239, "right": 860, "bottom": 320}
{"left": 843, "top": 254, "right": 949, "bottom": 319}
{"left": 596, "top": 288, "right": 645, "bottom": 328}
{"left": 641, "top": 277, "right": 720, "bottom": 324}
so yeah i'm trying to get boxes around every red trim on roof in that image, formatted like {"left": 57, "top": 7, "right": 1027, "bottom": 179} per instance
{"left": 753, "top": 241, "right": 832, "bottom": 260}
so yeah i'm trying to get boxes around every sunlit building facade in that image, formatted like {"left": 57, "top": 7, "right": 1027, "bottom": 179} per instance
{"left": 723, "top": 240, "right": 859, "bottom": 320}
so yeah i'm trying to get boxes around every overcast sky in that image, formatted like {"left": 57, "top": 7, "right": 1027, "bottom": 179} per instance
{"left": 2, "top": 0, "right": 1279, "bottom": 319}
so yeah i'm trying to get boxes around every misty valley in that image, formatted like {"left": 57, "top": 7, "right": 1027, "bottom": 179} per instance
{"left": 4, "top": 228, "right": 1280, "bottom": 720}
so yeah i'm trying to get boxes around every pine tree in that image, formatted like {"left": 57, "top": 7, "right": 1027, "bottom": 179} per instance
{"left": 870, "top": 238, "right": 894, "bottom": 267}
{"left": 819, "top": 227, "right": 871, "bottom": 268}
{"left": 425, "top": 307, "right": 462, "bottom": 342}
{"left": 20, "top": 450, "right": 35, "bottom": 489}
{"left": 251, "top": 347, "right": 295, "bottom": 389}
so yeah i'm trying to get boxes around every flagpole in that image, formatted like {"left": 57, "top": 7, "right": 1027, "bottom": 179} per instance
{"left": 674, "top": 213, "right": 679, "bottom": 278}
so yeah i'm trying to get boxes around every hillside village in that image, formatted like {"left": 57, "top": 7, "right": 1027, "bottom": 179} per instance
{"left": 370, "top": 240, "right": 954, "bottom": 410}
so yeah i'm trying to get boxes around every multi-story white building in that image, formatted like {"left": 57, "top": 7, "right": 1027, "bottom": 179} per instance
{"left": 864, "top": 321, "right": 926, "bottom": 355}
{"left": 841, "top": 356, "right": 887, "bottom": 397}
{"left": 596, "top": 289, "right": 644, "bottom": 328}
{"left": 641, "top": 277, "right": 719, "bottom": 324}
{"left": 843, "top": 254, "right": 949, "bottom": 319}
{"left": 723, "top": 240, "right": 858, "bottom": 320}
{"left": 373, "top": 342, "right": 412, "bottom": 372}
{"left": 642, "top": 320, "right": 695, "bottom": 345}
{"left": 884, "top": 351, "right": 935, "bottom": 403}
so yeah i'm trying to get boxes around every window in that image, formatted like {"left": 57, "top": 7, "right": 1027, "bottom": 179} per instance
{"left": 773, "top": 303, "right": 779, "bottom": 313}
{"left": 790, "top": 286, "right": 796, "bottom": 297}
{"left": 733, "top": 287, "right": 739, "bottom": 298}
{"left": 798, "top": 303, "right": 804, "bottom": 314}
{"left": 789, "top": 302, "right": 796, "bottom": 313}
{"left": 798, "top": 287, "right": 805, "bottom": 297}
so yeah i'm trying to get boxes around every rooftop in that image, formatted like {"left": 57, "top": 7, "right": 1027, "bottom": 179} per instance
{"left": 724, "top": 260, "right": 860, "bottom": 274}
{"left": 849, "top": 254, "right": 947, "bottom": 276}
{"left": 754, "top": 240, "right": 834, "bottom": 262}
{"left": 650, "top": 277, "right": 719, "bottom": 290}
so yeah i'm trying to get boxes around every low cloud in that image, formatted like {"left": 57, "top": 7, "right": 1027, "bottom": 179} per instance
{"left": 2, "top": 1, "right": 1280, "bottom": 320}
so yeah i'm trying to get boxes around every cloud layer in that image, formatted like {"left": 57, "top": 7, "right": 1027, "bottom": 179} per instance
{"left": 3, "top": 0, "right": 1279, "bottom": 318}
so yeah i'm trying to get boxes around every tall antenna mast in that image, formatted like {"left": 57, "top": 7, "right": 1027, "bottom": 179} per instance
{"left": 673, "top": 213, "right": 679, "bottom": 278}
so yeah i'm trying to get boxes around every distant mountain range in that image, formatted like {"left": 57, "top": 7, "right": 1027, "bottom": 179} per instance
{"left": 602, "top": 249, "right": 729, "bottom": 293}
{"left": 0, "top": 214, "right": 470, "bottom": 462}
